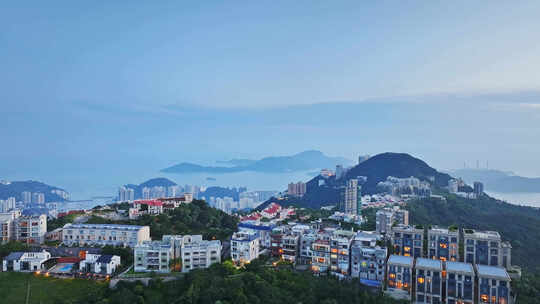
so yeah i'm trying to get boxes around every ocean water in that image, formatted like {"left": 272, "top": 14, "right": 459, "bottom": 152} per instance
{"left": 485, "top": 191, "right": 540, "bottom": 208}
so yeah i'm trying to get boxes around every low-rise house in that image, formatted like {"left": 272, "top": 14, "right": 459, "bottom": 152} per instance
{"left": 415, "top": 258, "right": 443, "bottom": 304}
{"left": 2, "top": 250, "right": 51, "bottom": 272}
{"left": 386, "top": 255, "right": 414, "bottom": 301}
{"left": 79, "top": 253, "right": 121, "bottom": 275}
{"left": 231, "top": 231, "right": 260, "bottom": 264}
{"left": 446, "top": 261, "right": 475, "bottom": 304}
{"left": 299, "top": 232, "right": 317, "bottom": 264}
{"left": 476, "top": 265, "right": 512, "bottom": 304}
{"left": 45, "top": 228, "right": 63, "bottom": 242}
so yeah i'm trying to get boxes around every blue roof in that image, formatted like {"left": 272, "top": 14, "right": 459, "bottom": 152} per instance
{"left": 238, "top": 222, "right": 274, "bottom": 231}
{"left": 4, "top": 252, "right": 24, "bottom": 261}
{"left": 416, "top": 258, "right": 442, "bottom": 270}
{"left": 446, "top": 261, "right": 474, "bottom": 274}
{"left": 96, "top": 255, "right": 114, "bottom": 263}
{"left": 360, "top": 279, "right": 382, "bottom": 287}
{"left": 476, "top": 265, "right": 510, "bottom": 280}
{"left": 388, "top": 255, "right": 413, "bottom": 266}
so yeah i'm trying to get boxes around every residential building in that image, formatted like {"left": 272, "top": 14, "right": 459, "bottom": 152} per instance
{"left": 180, "top": 236, "right": 221, "bottom": 273}
{"left": 281, "top": 234, "right": 300, "bottom": 263}
{"left": 231, "top": 231, "right": 260, "bottom": 264}
{"left": 0, "top": 197, "right": 16, "bottom": 212}
{"left": 473, "top": 182, "right": 484, "bottom": 196}
{"left": 501, "top": 242, "right": 512, "bottom": 269}
{"left": 340, "top": 179, "right": 360, "bottom": 215}
{"left": 391, "top": 225, "right": 424, "bottom": 258}
{"left": 311, "top": 239, "right": 331, "bottom": 274}
{"left": 32, "top": 192, "right": 45, "bottom": 204}
{"left": 428, "top": 227, "right": 459, "bottom": 261}
{"left": 463, "top": 229, "right": 505, "bottom": 267}
{"left": 238, "top": 221, "right": 275, "bottom": 248}
{"left": 118, "top": 186, "right": 135, "bottom": 201}
{"left": 62, "top": 223, "right": 150, "bottom": 247}
{"left": 415, "top": 258, "right": 443, "bottom": 304}
{"left": 446, "top": 261, "right": 475, "bottom": 304}
{"left": 299, "top": 232, "right": 317, "bottom": 264}
{"left": 329, "top": 230, "right": 355, "bottom": 276}
{"left": 22, "top": 191, "right": 32, "bottom": 204}
{"left": 287, "top": 181, "right": 306, "bottom": 197}
{"left": 134, "top": 240, "right": 173, "bottom": 273}
{"left": 15, "top": 214, "right": 47, "bottom": 244}
{"left": 386, "top": 255, "right": 414, "bottom": 301}
{"left": 350, "top": 231, "right": 387, "bottom": 287}
{"left": 79, "top": 253, "right": 121, "bottom": 275}
{"left": 45, "top": 227, "right": 63, "bottom": 242}
{"left": 133, "top": 199, "right": 164, "bottom": 216}
{"left": 2, "top": 250, "right": 51, "bottom": 272}
{"left": 376, "top": 207, "right": 409, "bottom": 235}
{"left": 476, "top": 265, "right": 512, "bottom": 304}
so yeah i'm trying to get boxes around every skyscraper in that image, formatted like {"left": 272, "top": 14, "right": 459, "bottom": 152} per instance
{"left": 21, "top": 191, "right": 32, "bottom": 204}
{"left": 473, "top": 182, "right": 484, "bottom": 196}
{"left": 341, "top": 179, "right": 360, "bottom": 215}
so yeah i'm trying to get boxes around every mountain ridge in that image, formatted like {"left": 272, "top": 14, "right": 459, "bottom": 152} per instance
{"left": 161, "top": 150, "right": 352, "bottom": 174}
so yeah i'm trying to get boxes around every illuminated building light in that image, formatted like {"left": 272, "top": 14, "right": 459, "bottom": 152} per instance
{"left": 418, "top": 277, "right": 425, "bottom": 284}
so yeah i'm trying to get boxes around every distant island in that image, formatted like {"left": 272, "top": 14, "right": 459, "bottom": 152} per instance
{"left": 161, "top": 150, "right": 352, "bottom": 174}
{"left": 0, "top": 180, "right": 69, "bottom": 202}
{"left": 452, "top": 168, "right": 540, "bottom": 193}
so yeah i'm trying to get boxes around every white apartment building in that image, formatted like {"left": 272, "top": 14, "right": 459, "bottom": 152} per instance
{"left": 180, "top": 236, "right": 221, "bottom": 273}
{"left": 79, "top": 253, "right": 121, "bottom": 275}
{"left": 62, "top": 223, "right": 150, "bottom": 247}
{"left": 2, "top": 250, "right": 51, "bottom": 272}
{"left": 428, "top": 227, "right": 459, "bottom": 262}
{"left": 15, "top": 214, "right": 47, "bottom": 244}
{"left": 134, "top": 240, "right": 173, "bottom": 273}
{"left": 463, "top": 229, "right": 505, "bottom": 267}
{"left": 231, "top": 231, "right": 260, "bottom": 264}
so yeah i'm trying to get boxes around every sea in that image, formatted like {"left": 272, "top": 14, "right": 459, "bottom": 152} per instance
{"left": 485, "top": 191, "right": 540, "bottom": 208}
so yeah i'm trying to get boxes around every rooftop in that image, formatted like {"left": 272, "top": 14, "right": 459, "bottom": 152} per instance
{"left": 476, "top": 265, "right": 510, "bottom": 280}
{"left": 64, "top": 223, "right": 147, "bottom": 230}
{"left": 388, "top": 255, "right": 413, "bottom": 266}
{"left": 4, "top": 252, "right": 24, "bottom": 261}
{"left": 416, "top": 258, "right": 442, "bottom": 270}
{"left": 446, "top": 261, "right": 474, "bottom": 274}
{"left": 463, "top": 229, "right": 501, "bottom": 239}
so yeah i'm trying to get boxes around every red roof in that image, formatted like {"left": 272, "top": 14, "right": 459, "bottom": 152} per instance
{"left": 241, "top": 213, "right": 262, "bottom": 221}
{"left": 134, "top": 200, "right": 163, "bottom": 207}
{"left": 263, "top": 203, "right": 281, "bottom": 214}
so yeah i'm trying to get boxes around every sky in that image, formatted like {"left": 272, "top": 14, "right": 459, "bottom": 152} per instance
{"left": 1, "top": 1, "right": 540, "bottom": 197}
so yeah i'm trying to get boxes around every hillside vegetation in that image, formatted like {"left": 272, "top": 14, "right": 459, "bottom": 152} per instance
{"left": 88, "top": 200, "right": 238, "bottom": 241}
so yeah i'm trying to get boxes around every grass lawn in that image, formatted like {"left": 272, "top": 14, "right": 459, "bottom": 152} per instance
{"left": 0, "top": 272, "right": 106, "bottom": 304}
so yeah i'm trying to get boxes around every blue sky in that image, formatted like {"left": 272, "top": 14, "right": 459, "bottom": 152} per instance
{"left": 1, "top": 1, "right": 540, "bottom": 195}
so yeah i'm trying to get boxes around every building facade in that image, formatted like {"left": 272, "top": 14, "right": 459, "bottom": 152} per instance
{"left": 2, "top": 250, "right": 51, "bottom": 272}
{"left": 231, "top": 231, "right": 260, "bottom": 264}
{"left": 387, "top": 255, "right": 414, "bottom": 301}
{"left": 428, "top": 227, "right": 459, "bottom": 261}
{"left": 62, "top": 223, "right": 150, "bottom": 247}
{"left": 463, "top": 229, "right": 505, "bottom": 267}
{"left": 79, "top": 253, "right": 121, "bottom": 275}
{"left": 350, "top": 231, "right": 387, "bottom": 287}
{"left": 415, "top": 258, "right": 443, "bottom": 304}
{"left": 391, "top": 225, "right": 424, "bottom": 258}
{"left": 134, "top": 240, "right": 173, "bottom": 273}
{"left": 476, "top": 265, "right": 512, "bottom": 304}
{"left": 446, "top": 261, "right": 475, "bottom": 304}
{"left": 15, "top": 215, "right": 47, "bottom": 244}
{"left": 180, "top": 236, "right": 221, "bottom": 273}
